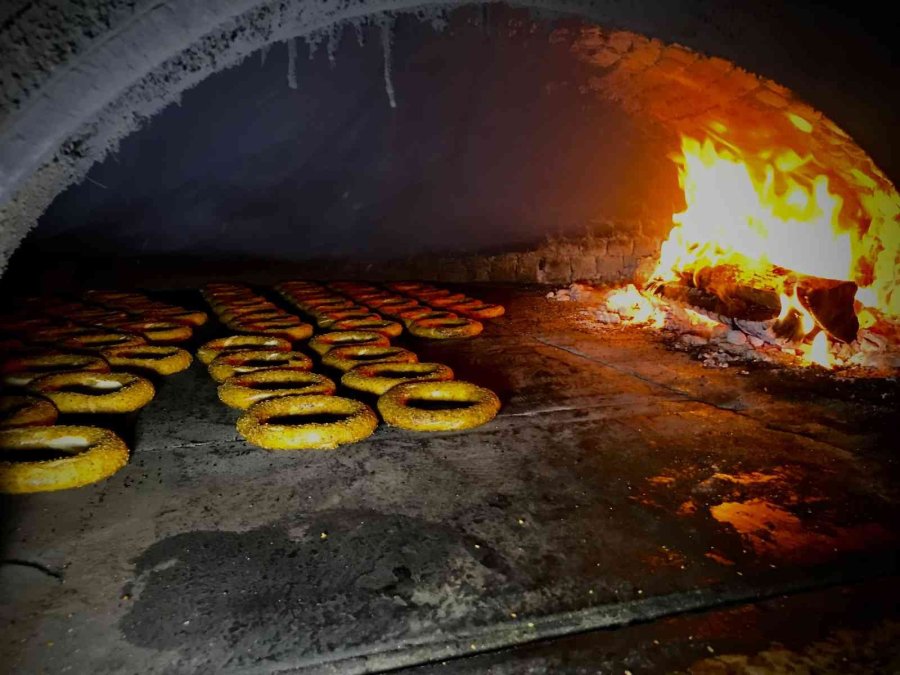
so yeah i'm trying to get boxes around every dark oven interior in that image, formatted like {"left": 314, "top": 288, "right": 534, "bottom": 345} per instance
{"left": 1, "top": 2, "right": 898, "bottom": 672}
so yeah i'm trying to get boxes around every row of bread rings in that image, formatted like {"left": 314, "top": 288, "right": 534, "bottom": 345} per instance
{"left": 385, "top": 281, "right": 506, "bottom": 320}
{"left": 201, "top": 282, "right": 313, "bottom": 341}
{"left": 29, "top": 291, "right": 198, "bottom": 344}
{"left": 327, "top": 281, "right": 487, "bottom": 340}
{"left": 0, "top": 289, "right": 207, "bottom": 492}
{"left": 275, "top": 280, "right": 404, "bottom": 338}
{"left": 197, "top": 283, "right": 499, "bottom": 449}
{"left": 281, "top": 279, "right": 481, "bottom": 340}
{"left": 0, "top": 289, "right": 202, "bottom": 361}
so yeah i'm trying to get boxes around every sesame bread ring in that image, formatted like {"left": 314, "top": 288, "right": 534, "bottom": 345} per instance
{"left": 386, "top": 281, "right": 430, "bottom": 293}
{"left": 308, "top": 331, "right": 390, "bottom": 356}
{"left": 2, "top": 353, "right": 110, "bottom": 387}
{"left": 140, "top": 309, "right": 208, "bottom": 327}
{"left": 322, "top": 345, "right": 418, "bottom": 372}
{"left": 28, "top": 372, "right": 155, "bottom": 413}
{"left": 414, "top": 289, "right": 453, "bottom": 301}
{"left": 0, "top": 426, "right": 130, "bottom": 493}
{"left": 378, "top": 381, "right": 500, "bottom": 432}
{"left": 100, "top": 345, "right": 193, "bottom": 375}
{"left": 342, "top": 362, "right": 454, "bottom": 396}
{"left": 408, "top": 317, "right": 483, "bottom": 340}
{"left": 398, "top": 308, "right": 457, "bottom": 325}
{"left": 208, "top": 350, "right": 313, "bottom": 383}
{"left": 330, "top": 318, "right": 403, "bottom": 338}
{"left": 60, "top": 332, "right": 147, "bottom": 352}
{"left": 116, "top": 321, "right": 193, "bottom": 344}
{"left": 218, "top": 369, "right": 336, "bottom": 409}
{"left": 197, "top": 335, "right": 292, "bottom": 365}
{"left": 373, "top": 299, "right": 421, "bottom": 318}
{"left": 240, "top": 320, "right": 313, "bottom": 342}
{"left": 315, "top": 309, "right": 373, "bottom": 329}
{"left": 0, "top": 395, "right": 58, "bottom": 428}
{"left": 27, "top": 325, "right": 98, "bottom": 345}
{"left": 426, "top": 293, "right": 468, "bottom": 308}
{"left": 451, "top": 300, "right": 506, "bottom": 319}
{"left": 236, "top": 395, "right": 377, "bottom": 450}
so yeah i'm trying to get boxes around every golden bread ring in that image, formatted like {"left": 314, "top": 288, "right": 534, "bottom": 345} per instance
{"left": 217, "top": 305, "right": 280, "bottom": 323}
{"left": 414, "top": 289, "right": 453, "bottom": 300}
{"left": 408, "top": 317, "right": 483, "bottom": 339}
{"left": 26, "top": 325, "right": 95, "bottom": 345}
{"left": 373, "top": 299, "right": 421, "bottom": 317}
{"left": 240, "top": 320, "right": 313, "bottom": 341}
{"left": 116, "top": 321, "right": 192, "bottom": 343}
{"left": 308, "top": 331, "right": 390, "bottom": 356}
{"left": 28, "top": 371, "right": 155, "bottom": 413}
{"left": 398, "top": 308, "right": 457, "bottom": 324}
{"left": 100, "top": 345, "right": 193, "bottom": 375}
{"left": 60, "top": 332, "right": 147, "bottom": 352}
{"left": 218, "top": 369, "right": 336, "bottom": 409}
{"left": 236, "top": 395, "right": 377, "bottom": 450}
{"left": 315, "top": 309, "right": 372, "bottom": 329}
{"left": 377, "top": 381, "right": 500, "bottom": 431}
{"left": 322, "top": 345, "right": 417, "bottom": 372}
{"left": 0, "top": 426, "right": 129, "bottom": 493}
{"left": 0, "top": 395, "right": 58, "bottom": 428}
{"left": 330, "top": 318, "right": 402, "bottom": 337}
{"left": 197, "top": 335, "right": 292, "bottom": 365}
{"left": 141, "top": 309, "right": 208, "bottom": 327}
{"left": 1, "top": 353, "right": 110, "bottom": 387}
{"left": 224, "top": 310, "right": 286, "bottom": 325}
{"left": 386, "top": 281, "right": 430, "bottom": 292}
{"left": 451, "top": 300, "right": 506, "bottom": 319}
{"left": 208, "top": 349, "right": 313, "bottom": 383}
{"left": 342, "top": 362, "right": 454, "bottom": 395}
{"left": 426, "top": 293, "right": 468, "bottom": 308}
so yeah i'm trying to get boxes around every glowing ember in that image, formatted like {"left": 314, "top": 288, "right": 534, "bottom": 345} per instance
{"left": 602, "top": 285, "right": 665, "bottom": 327}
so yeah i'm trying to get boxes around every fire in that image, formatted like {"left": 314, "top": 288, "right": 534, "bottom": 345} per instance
{"left": 637, "top": 116, "right": 900, "bottom": 368}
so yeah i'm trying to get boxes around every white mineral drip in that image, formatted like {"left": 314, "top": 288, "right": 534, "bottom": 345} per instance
{"left": 260, "top": 44, "right": 271, "bottom": 67}
{"left": 352, "top": 19, "right": 366, "bottom": 47}
{"left": 326, "top": 25, "right": 342, "bottom": 66}
{"left": 380, "top": 19, "right": 397, "bottom": 109}
{"left": 286, "top": 38, "right": 298, "bottom": 90}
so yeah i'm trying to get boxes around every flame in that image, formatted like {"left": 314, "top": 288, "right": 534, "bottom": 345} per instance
{"left": 604, "top": 284, "right": 666, "bottom": 327}
{"left": 654, "top": 122, "right": 899, "bottom": 321}
{"left": 800, "top": 331, "right": 831, "bottom": 368}
{"left": 628, "top": 117, "right": 900, "bottom": 368}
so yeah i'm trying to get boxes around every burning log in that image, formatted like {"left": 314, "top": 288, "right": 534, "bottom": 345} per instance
{"left": 655, "top": 263, "right": 859, "bottom": 343}
{"left": 795, "top": 276, "right": 859, "bottom": 344}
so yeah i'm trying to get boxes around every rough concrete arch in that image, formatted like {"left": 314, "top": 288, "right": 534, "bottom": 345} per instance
{"left": 0, "top": 0, "right": 896, "bottom": 273}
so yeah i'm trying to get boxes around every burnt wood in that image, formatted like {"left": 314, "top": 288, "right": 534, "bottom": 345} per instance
{"left": 656, "top": 263, "right": 859, "bottom": 342}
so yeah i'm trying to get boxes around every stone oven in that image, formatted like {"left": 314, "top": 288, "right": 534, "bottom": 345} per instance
{"left": 0, "top": 2, "right": 898, "bottom": 673}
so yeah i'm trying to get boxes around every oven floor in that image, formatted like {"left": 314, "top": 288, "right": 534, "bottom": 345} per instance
{"left": 2, "top": 286, "right": 897, "bottom": 673}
